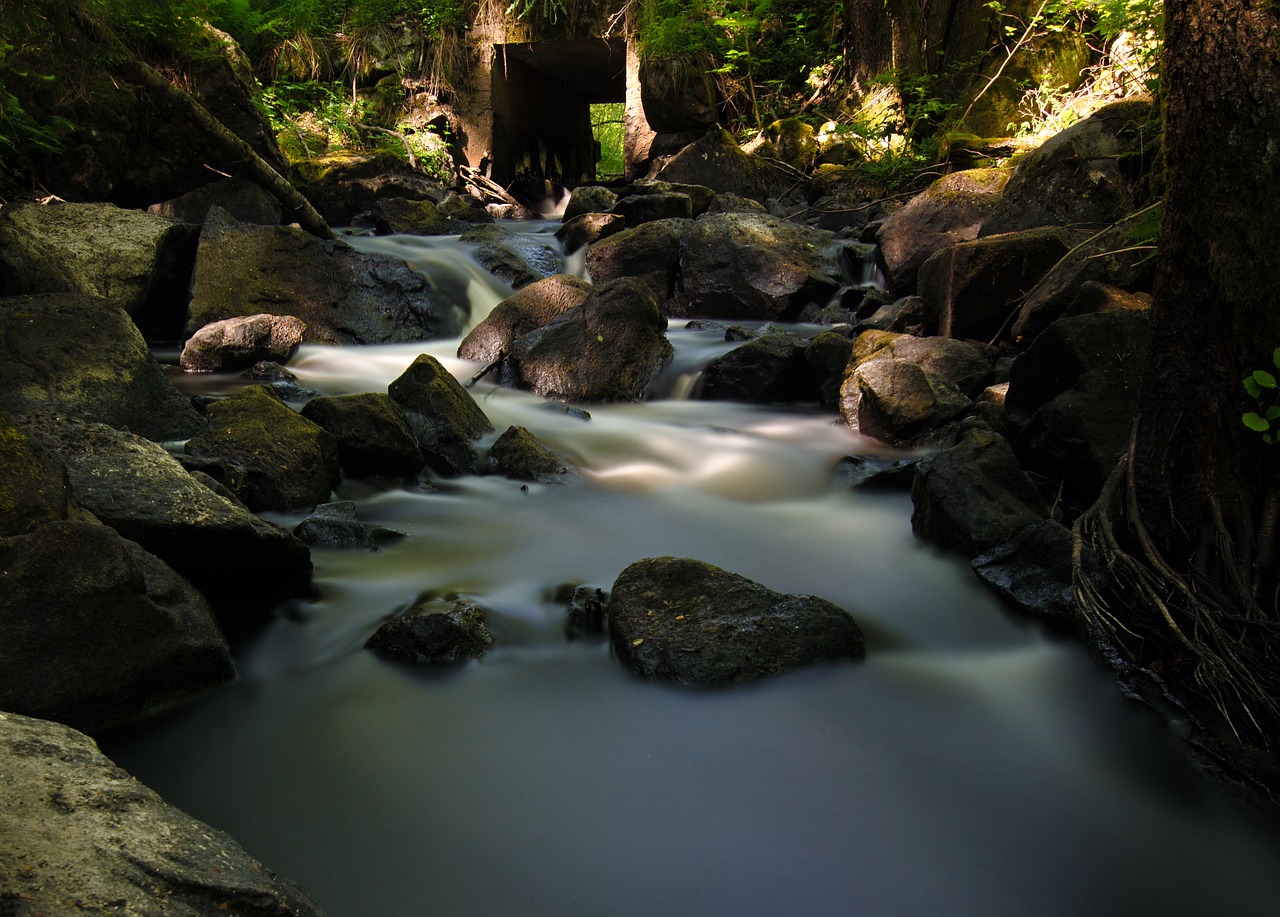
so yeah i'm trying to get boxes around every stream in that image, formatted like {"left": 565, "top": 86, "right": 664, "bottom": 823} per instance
{"left": 106, "top": 226, "right": 1280, "bottom": 916}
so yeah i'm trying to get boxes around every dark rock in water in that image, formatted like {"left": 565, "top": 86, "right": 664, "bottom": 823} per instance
{"left": 438, "top": 192, "right": 496, "bottom": 224}
{"left": 388, "top": 354, "right": 493, "bottom": 476}
{"left": 559, "top": 583, "right": 608, "bottom": 640}
{"left": 239, "top": 360, "right": 315, "bottom": 401}
{"left": 0, "top": 419, "right": 72, "bottom": 537}
{"left": 563, "top": 185, "right": 619, "bottom": 220}
{"left": 697, "top": 334, "right": 815, "bottom": 404}
{"left": 180, "top": 313, "right": 307, "bottom": 373}
{"left": 300, "top": 392, "right": 425, "bottom": 479}
{"left": 859, "top": 295, "right": 941, "bottom": 337}
{"left": 972, "top": 519, "right": 1088, "bottom": 629}
{"left": 458, "top": 274, "right": 593, "bottom": 363}
{"left": 555, "top": 212, "right": 626, "bottom": 255}
{"left": 185, "top": 386, "right": 341, "bottom": 512}
{"left": 187, "top": 207, "right": 468, "bottom": 344}
{"left": 0, "top": 293, "right": 206, "bottom": 442}
{"left": 366, "top": 598, "right": 494, "bottom": 664}
{"left": 28, "top": 416, "right": 313, "bottom": 607}
{"left": 488, "top": 425, "right": 579, "bottom": 483}
{"left": 842, "top": 359, "right": 972, "bottom": 447}
{"left": 292, "top": 501, "right": 406, "bottom": 550}
{"left": 620, "top": 180, "right": 717, "bottom": 216}
{"left": 0, "top": 712, "right": 326, "bottom": 915}
{"left": 503, "top": 278, "right": 672, "bottom": 403}
{"left": 607, "top": 556, "right": 865, "bottom": 686}
{"left": 148, "top": 175, "right": 284, "bottom": 227}
{"left": 911, "top": 420, "right": 1048, "bottom": 558}
{"left": 373, "top": 196, "right": 467, "bottom": 235}
{"left": 833, "top": 454, "right": 919, "bottom": 490}
{"left": 583, "top": 219, "right": 690, "bottom": 307}
{"left": 804, "top": 331, "right": 856, "bottom": 410}
{"left": 459, "top": 224, "right": 563, "bottom": 289}
{"left": 0, "top": 519, "right": 235, "bottom": 732}
{"left": 612, "top": 192, "right": 693, "bottom": 226}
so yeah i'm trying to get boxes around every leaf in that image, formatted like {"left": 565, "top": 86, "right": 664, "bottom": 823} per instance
{"left": 1267, "top": 406, "right": 1280, "bottom": 421}
{"left": 1273, "top": 347, "right": 1280, "bottom": 370}
{"left": 1253, "top": 370, "right": 1278, "bottom": 389}
{"left": 1243, "top": 412, "right": 1271, "bottom": 432}
{"left": 1245, "top": 376, "right": 1262, "bottom": 398}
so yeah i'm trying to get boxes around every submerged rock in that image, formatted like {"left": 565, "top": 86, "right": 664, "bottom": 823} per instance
{"left": 459, "top": 224, "right": 563, "bottom": 289}
{"left": 488, "top": 425, "right": 579, "bottom": 483}
{"left": 0, "top": 712, "right": 327, "bottom": 915}
{"left": 608, "top": 556, "right": 865, "bottom": 686}
{"left": 366, "top": 598, "right": 494, "bottom": 664}
{"left": 292, "top": 501, "right": 406, "bottom": 550}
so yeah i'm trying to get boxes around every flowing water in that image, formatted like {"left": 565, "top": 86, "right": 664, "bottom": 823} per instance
{"left": 107, "top": 229, "right": 1280, "bottom": 916}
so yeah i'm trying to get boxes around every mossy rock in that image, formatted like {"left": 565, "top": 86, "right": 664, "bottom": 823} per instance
{"left": 488, "top": 426, "right": 579, "bottom": 483}
{"left": 388, "top": 354, "right": 493, "bottom": 476}
{"left": 300, "top": 392, "right": 425, "bottom": 479}
{"left": 0, "top": 421, "right": 72, "bottom": 538}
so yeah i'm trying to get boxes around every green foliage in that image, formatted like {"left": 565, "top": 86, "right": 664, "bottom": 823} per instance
{"left": 1243, "top": 349, "right": 1280, "bottom": 444}
{"left": 591, "top": 101, "right": 625, "bottom": 179}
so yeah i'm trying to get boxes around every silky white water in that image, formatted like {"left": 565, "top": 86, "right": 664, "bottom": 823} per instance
{"left": 108, "top": 232, "right": 1280, "bottom": 916}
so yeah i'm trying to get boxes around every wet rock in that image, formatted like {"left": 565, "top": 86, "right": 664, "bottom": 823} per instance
{"left": 185, "top": 386, "right": 341, "bottom": 512}
{"left": 0, "top": 293, "right": 206, "bottom": 442}
{"left": 705, "top": 192, "right": 768, "bottom": 215}
{"left": 698, "top": 334, "right": 814, "bottom": 404}
{"left": 0, "top": 519, "right": 235, "bottom": 732}
{"left": 612, "top": 191, "right": 693, "bottom": 226}
{"left": 373, "top": 196, "right": 467, "bottom": 235}
{"left": 0, "top": 419, "right": 72, "bottom": 537}
{"left": 0, "top": 200, "right": 200, "bottom": 341}
{"left": 583, "top": 219, "right": 690, "bottom": 307}
{"left": 502, "top": 278, "right": 672, "bottom": 403}
{"left": 563, "top": 185, "right": 619, "bottom": 219}
{"left": 488, "top": 425, "right": 579, "bottom": 483}
{"left": 180, "top": 313, "right": 307, "bottom": 373}
{"left": 188, "top": 207, "right": 468, "bottom": 344}
{"left": 911, "top": 420, "right": 1048, "bottom": 557}
{"left": 859, "top": 295, "right": 941, "bottom": 337}
{"left": 366, "top": 598, "right": 494, "bottom": 664}
{"left": 651, "top": 126, "right": 776, "bottom": 203}
{"left": 458, "top": 274, "right": 593, "bottom": 363}
{"left": 0, "top": 712, "right": 326, "bottom": 914}
{"left": 438, "top": 191, "right": 496, "bottom": 224}
{"left": 833, "top": 454, "right": 919, "bottom": 490}
{"left": 460, "top": 224, "right": 563, "bottom": 289}
{"left": 388, "top": 354, "right": 493, "bottom": 476}
{"left": 980, "top": 100, "right": 1156, "bottom": 237}
{"left": 148, "top": 175, "right": 284, "bottom": 227}
{"left": 972, "top": 519, "right": 1084, "bottom": 629}
{"left": 804, "top": 331, "right": 856, "bottom": 409}
{"left": 29, "top": 416, "right": 313, "bottom": 607}
{"left": 843, "top": 359, "right": 972, "bottom": 447}
{"left": 559, "top": 583, "right": 608, "bottom": 640}
{"left": 619, "top": 180, "right": 717, "bottom": 216}
{"left": 556, "top": 212, "right": 626, "bottom": 254}
{"left": 293, "top": 150, "right": 447, "bottom": 226}
{"left": 292, "top": 501, "right": 406, "bottom": 549}
{"left": 848, "top": 333, "right": 994, "bottom": 398}
{"left": 608, "top": 556, "right": 865, "bottom": 686}
{"left": 918, "top": 226, "right": 1081, "bottom": 341}
{"left": 875, "top": 168, "right": 1009, "bottom": 294}
{"left": 300, "top": 392, "right": 425, "bottom": 479}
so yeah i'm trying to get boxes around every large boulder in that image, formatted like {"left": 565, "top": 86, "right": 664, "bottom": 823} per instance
{"left": 650, "top": 126, "right": 776, "bottom": 203}
{"left": 185, "top": 386, "right": 341, "bottom": 512}
{"left": 458, "top": 274, "right": 593, "bottom": 363}
{"left": 0, "top": 712, "right": 327, "bottom": 914}
{"left": 842, "top": 359, "right": 972, "bottom": 447}
{"left": 639, "top": 56, "right": 720, "bottom": 134}
{"left": 583, "top": 219, "right": 690, "bottom": 307}
{"left": 501, "top": 278, "right": 673, "bottom": 403}
{"left": 875, "top": 168, "right": 1009, "bottom": 294}
{"left": 911, "top": 420, "right": 1048, "bottom": 557}
{"left": 556, "top": 212, "right": 627, "bottom": 255}
{"left": 0, "top": 200, "right": 200, "bottom": 341}
{"left": 917, "top": 226, "right": 1081, "bottom": 341}
{"left": 293, "top": 150, "right": 447, "bottom": 226}
{"left": 388, "top": 354, "right": 493, "bottom": 476}
{"left": 148, "top": 175, "right": 284, "bottom": 227}
{"left": 0, "top": 418, "right": 72, "bottom": 537}
{"left": 180, "top": 313, "right": 307, "bottom": 373}
{"left": 697, "top": 334, "right": 815, "bottom": 404}
{"left": 972, "top": 519, "right": 1084, "bottom": 629}
{"left": 366, "top": 598, "right": 494, "bottom": 664}
{"left": 373, "top": 196, "right": 467, "bottom": 236}
{"left": 979, "top": 100, "right": 1157, "bottom": 237}
{"left": 29, "top": 416, "right": 313, "bottom": 607}
{"left": 0, "top": 293, "right": 206, "bottom": 442}
{"left": 300, "top": 392, "right": 425, "bottom": 479}
{"left": 563, "top": 185, "right": 619, "bottom": 219}
{"left": 187, "top": 207, "right": 468, "bottom": 344}
{"left": 608, "top": 556, "right": 865, "bottom": 686}
{"left": 0, "top": 519, "right": 235, "bottom": 732}
{"left": 745, "top": 118, "right": 819, "bottom": 171}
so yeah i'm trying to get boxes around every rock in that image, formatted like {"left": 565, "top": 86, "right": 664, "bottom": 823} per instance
{"left": 188, "top": 207, "right": 468, "bottom": 343}
{"left": 583, "top": 219, "right": 690, "bottom": 306}
{"left": 0, "top": 293, "right": 206, "bottom": 442}
{"left": 488, "top": 425, "right": 579, "bottom": 483}
{"left": 980, "top": 100, "right": 1157, "bottom": 237}
{"left": 607, "top": 556, "right": 865, "bottom": 686}
{"left": 556, "top": 212, "right": 627, "bottom": 255}
{"left": 918, "top": 226, "right": 1081, "bottom": 341}
{"left": 559, "top": 583, "right": 608, "bottom": 640}
{"left": 148, "top": 175, "right": 284, "bottom": 227}
{"left": 293, "top": 150, "right": 447, "bottom": 226}
{"left": 28, "top": 416, "right": 313, "bottom": 607}
{"left": 746, "top": 118, "right": 819, "bottom": 170}
{"left": 388, "top": 354, "right": 493, "bottom": 476}
{"left": 911, "top": 420, "right": 1048, "bottom": 557}
{"left": 611, "top": 191, "right": 694, "bottom": 226}
{"left": 502, "top": 278, "right": 672, "bottom": 403}
{"left": 292, "top": 501, "right": 406, "bottom": 549}
{"left": 842, "top": 359, "right": 972, "bottom": 447}
{"left": 0, "top": 712, "right": 326, "bottom": 915}
{"left": 875, "top": 168, "right": 1009, "bottom": 294}
{"left": 373, "top": 196, "right": 467, "bottom": 235}
{"left": 0, "top": 419, "right": 72, "bottom": 537}
{"left": 366, "top": 598, "right": 494, "bottom": 663}
{"left": 0, "top": 519, "right": 235, "bottom": 732}
{"left": 804, "top": 331, "right": 856, "bottom": 409}
{"left": 1006, "top": 310, "right": 1150, "bottom": 510}
{"left": 563, "top": 185, "right": 619, "bottom": 219}
{"left": 833, "top": 454, "right": 919, "bottom": 490}
{"left": 705, "top": 192, "right": 768, "bottom": 215}
{"left": 619, "top": 180, "right": 717, "bottom": 216}
{"left": 651, "top": 126, "right": 776, "bottom": 203}
{"left": 185, "top": 386, "right": 341, "bottom": 512}
{"left": 0, "top": 201, "right": 200, "bottom": 341}
{"left": 458, "top": 274, "right": 593, "bottom": 363}
{"left": 698, "top": 334, "right": 814, "bottom": 404}
{"left": 459, "top": 224, "right": 563, "bottom": 289}
{"left": 972, "top": 520, "right": 1084, "bottom": 629}
{"left": 1011, "top": 205, "right": 1159, "bottom": 346}
{"left": 180, "top": 313, "right": 307, "bottom": 373}
{"left": 675, "top": 213, "right": 845, "bottom": 320}
{"left": 860, "top": 295, "right": 941, "bottom": 337}
{"left": 639, "top": 56, "right": 720, "bottom": 133}
{"left": 438, "top": 191, "right": 496, "bottom": 224}
{"left": 848, "top": 332, "right": 994, "bottom": 397}
{"left": 300, "top": 392, "right": 425, "bottom": 479}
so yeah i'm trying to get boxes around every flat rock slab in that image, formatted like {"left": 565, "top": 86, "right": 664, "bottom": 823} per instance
{"left": 608, "top": 556, "right": 865, "bottom": 686}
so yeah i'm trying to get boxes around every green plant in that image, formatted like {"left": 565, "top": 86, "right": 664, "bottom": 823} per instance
{"left": 1243, "top": 349, "right": 1280, "bottom": 443}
